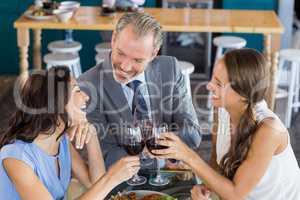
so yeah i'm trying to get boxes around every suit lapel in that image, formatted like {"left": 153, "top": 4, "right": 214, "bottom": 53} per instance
{"left": 102, "top": 55, "right": 133, "bottom": 123}
{"left": 145, "top": 61, "right": 162, "bottom": 124}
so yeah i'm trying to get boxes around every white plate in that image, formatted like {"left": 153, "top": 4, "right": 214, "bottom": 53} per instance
{"left": 113, "top": 190, "right": 169, "bottom": 200}
{"left": 24, "top": 11, "right": 55, "bottom": 21}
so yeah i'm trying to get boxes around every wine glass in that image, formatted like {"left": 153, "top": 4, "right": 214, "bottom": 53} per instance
{"left": 146, "top": 123, "right": 170, "bottom": 186}
{"left": 122, "top": 126, "right": 147, "bottom": 186}
{"left": 133, "top": 108, "right": 154, "bottom": 167}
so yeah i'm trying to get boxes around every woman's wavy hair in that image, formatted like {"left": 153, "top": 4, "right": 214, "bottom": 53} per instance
{"left": 0, "top": 66, "right": 71, "bottom": 149}
{"left": 219, "top": 48, "right": 268, "bottom": 180}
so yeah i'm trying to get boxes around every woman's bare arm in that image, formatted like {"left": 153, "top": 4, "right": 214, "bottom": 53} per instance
{"left": 70, "top": 125, "right": 106, "bottom": 188}
{"left": 187, "top": 119, "right": 286, "bottom": 200}
{"left": 3, "top": 159, "right": 54, "bottom": 200}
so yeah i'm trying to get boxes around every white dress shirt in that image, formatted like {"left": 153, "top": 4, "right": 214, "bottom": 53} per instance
{"left": 121, "top": 72, "right": 151, "bottom": 117}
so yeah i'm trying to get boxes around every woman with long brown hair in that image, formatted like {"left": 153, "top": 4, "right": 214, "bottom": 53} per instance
{"left": 0, "top": 66, "right": 140, "bottom": 200}
{"left": 152, "top": 48, "right": 300, "bottom": 199}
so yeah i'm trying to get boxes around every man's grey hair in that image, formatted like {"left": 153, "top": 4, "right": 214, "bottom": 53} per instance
{"left": 115, "top": 12, "right": 163, "bottom": 50}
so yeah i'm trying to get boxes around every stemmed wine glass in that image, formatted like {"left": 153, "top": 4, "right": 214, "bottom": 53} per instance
{"left": 122, "top": 126, "right": 147, "bottom": 186}
{"left": 146, "top": 123, "right": 170, "bottom": 186}
{"left": 133, "top": 108, "right": 154, "bottom": 167}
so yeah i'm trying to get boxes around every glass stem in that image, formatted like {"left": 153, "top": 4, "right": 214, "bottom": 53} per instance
{"left": 156, "top": 158, "right": 162, "bottom": 179}
{"left": 132, "top": 174, "right": 140, "bottom": 182}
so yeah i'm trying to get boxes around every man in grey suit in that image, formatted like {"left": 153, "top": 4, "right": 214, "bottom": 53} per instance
{"left": 78, "top": 12, "right": 201, "bottom": 168}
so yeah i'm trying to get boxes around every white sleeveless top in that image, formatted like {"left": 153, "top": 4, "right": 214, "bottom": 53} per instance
{"left": 216, "top": 100, "right": 300, "bottom": 200}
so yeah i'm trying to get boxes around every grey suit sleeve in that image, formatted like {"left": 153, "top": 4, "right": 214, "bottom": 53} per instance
{"left": 171, "top": 58, "right": 202, "bottom": 149}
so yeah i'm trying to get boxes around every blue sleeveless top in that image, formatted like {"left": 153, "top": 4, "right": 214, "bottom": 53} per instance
{"left": 0, "top": 134, "right": 71, "bottom": 200}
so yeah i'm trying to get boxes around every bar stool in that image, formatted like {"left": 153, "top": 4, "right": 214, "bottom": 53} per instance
{"left": 277, "top": 49, "right": 300, "bottom": 128}
{"left": 178, "top": 61, "right": 195, "bottom": 97}
{"left": 95, "top": 51, "right": 111, "bottom": 65}
{"left": 207, "top": 36, "right": 247, "bottom": 122}
{"left": 48, "top": 40, "right": 82, "bottom": 54}
{"left": 95, "top": 42, "right": 111, "bottom": 64}
{"left": 47, "top": 40, "right": 82, "bottom": 77}
{"left": 213, "top": 36, "right": 247, "bottom": 63}
{"left": 44, "top": 53, "right": 80, "bottom": 78}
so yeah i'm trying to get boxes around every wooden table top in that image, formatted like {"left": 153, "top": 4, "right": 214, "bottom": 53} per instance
{"left": 14, "top": 6, "right": 284, "bottom": 34}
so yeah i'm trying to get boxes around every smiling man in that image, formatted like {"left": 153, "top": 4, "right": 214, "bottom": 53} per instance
{"left": 78, "top": 12, "right": 201, "bottom": 167}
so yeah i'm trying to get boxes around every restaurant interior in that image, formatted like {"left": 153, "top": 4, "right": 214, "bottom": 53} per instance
{"left": 0, "top": 0, "right": 300, "bottom": 200}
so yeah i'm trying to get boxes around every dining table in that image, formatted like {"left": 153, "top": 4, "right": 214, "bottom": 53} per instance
{"left": 105, "top": 169, "right": 205, "bottom": 200}
{"left": 14, "top": 6, "right": 284, "bottom": 109}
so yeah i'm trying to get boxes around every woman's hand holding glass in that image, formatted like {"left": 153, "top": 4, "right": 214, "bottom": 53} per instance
{"left": 151, "top": 132, "right": 196, "bottom": 164}
{"left": 122, "top": 126, "right": 147, "bottom": 186}
{"left": 191, "top": 184, "right": 211, "bottom": 200}
{"left": 107, "top": 156, "right": 141, "bottom": 185}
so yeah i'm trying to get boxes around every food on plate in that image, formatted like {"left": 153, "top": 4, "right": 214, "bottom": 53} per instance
{"left": 32, "top": 9, "right": 47, "bottom": 16}
{"left": 140, "top": 194, "right": 162, "bottom": 200}
{"left": 111, "top": 192, "right": 177, "bottom": 200}
{"left": 157, "top": 196, "right": 177, "bottom": 200}
{"left": 111, "top": 192, "right": 138, "bottom": 200}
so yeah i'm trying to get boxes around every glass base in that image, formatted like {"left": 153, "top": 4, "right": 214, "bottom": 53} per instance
{"left": 149, "top": 175, "right": 170, "bottom": 186}
{"left": 127, "top": 175, "right": 147, "bottom": 186}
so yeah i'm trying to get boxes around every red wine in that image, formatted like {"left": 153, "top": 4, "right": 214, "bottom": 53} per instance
{"left": 146, "top": 137, "right": 168, "bottom": 155}
{"left": 124, "top": 142, "right": 145, "bottom": 156}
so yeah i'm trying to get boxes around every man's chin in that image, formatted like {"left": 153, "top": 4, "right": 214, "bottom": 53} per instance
{"left": 113, "top": 73, "right": 129, "bottom": 84}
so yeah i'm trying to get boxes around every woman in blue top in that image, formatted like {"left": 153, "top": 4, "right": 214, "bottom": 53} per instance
{"left": 0, "top": 66, "right": 140, "bottom": 200}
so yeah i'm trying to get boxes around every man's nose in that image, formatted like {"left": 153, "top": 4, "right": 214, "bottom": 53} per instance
{"left": 119, "top": 58, "right": 133, "bottom": 72}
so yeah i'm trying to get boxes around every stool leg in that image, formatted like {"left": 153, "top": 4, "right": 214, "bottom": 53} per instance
{"left": 277, "top": 57, "right": 285, "bottom": 85}
{"left": 77, "top": 62, "right": 82, "bottom": 75}
{"left": 95, "top": 55, "right": 98, "bottom": 65}
{"left": 207, "top": 92, "right": 213, "bottom": 122}
{"left": 214, "top": 47, "right": 223, "bottom": 65}
{"left": 75, "top": 53, "right": 82, "bottom": 75}
{"left": 208, "top": 106, "right": 214, "bottom": 123}
{"left": 73, "top": 63, "right": 81, "bottom": 78}
{"left": 69, "top": 65, "right": 77, "bottom": 78}
{"left": 286, "top": 62, "right": 297, "bottom": 128}
{"left": 294, "top": 64, "right": 300, "bottom": 113}
{"left": 208, "top": 47, "right": 223, "bottom": 113}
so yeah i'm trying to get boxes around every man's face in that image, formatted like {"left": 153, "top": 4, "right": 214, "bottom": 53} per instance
{"left": 111, "top": 24, "right": 158, "bottom": 84}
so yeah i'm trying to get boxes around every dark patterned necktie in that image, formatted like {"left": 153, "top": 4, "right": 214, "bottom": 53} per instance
{"left": 127, "top": 80, "right": 149, "bottom": 119}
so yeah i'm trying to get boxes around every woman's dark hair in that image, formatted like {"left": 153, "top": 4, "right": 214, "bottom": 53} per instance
{"left": 0, "top": 66, "right": 72, "bottom": 148}
{"left": 219, "top": 48, "right": 268, "bottom": 180}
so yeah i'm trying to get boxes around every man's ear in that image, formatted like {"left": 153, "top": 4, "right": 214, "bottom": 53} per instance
{"left": 111, "top": 31, "right": 117, "bottom": 47}
{"left": 151, "top": 48, "right": 159, "bottom": 60}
